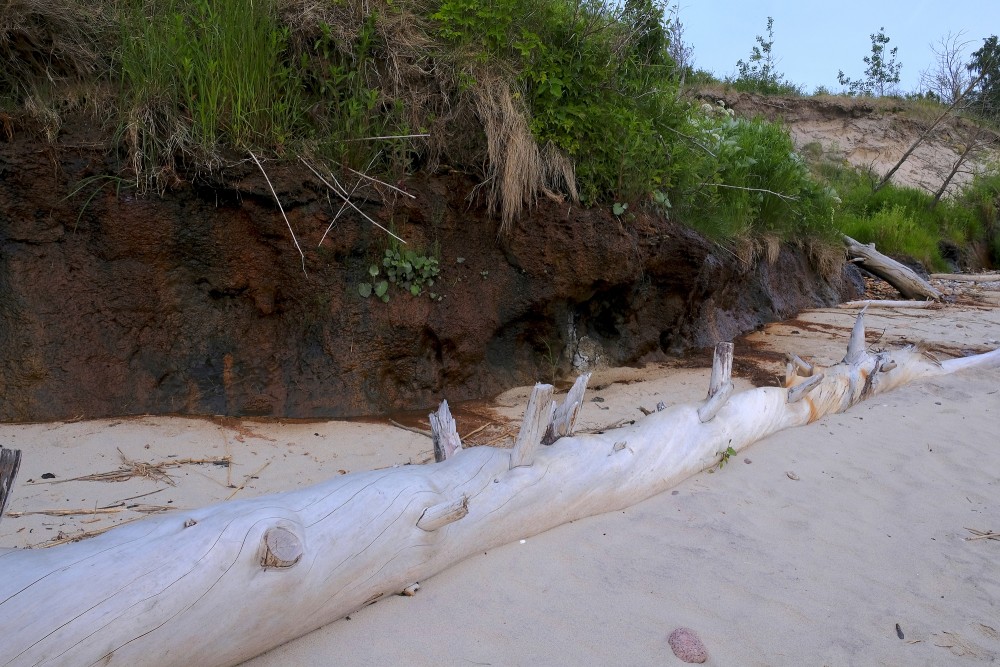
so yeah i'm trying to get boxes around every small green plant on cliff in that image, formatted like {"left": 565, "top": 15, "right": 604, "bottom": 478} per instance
{"left": 359, "top": 246, "right": 440, "bottom": 302}
{"left": 730, "top": 17, "right": 801, "bottom": 96}
{"left": 837, "top": 27, "right": 902, "bottom": 96}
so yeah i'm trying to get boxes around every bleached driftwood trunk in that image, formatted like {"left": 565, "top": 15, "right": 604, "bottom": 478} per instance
{"left": 1, "top": 312, "right": 998, "bottom": 667}
{"left": 843, "top": 235, "right": 943, "bottom": 301}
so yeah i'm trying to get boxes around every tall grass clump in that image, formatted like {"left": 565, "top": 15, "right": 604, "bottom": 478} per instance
{"left": 119, "top": 0, "right": 301, "bottom": 182}
{"left": 816, "top": 158, "right": 1000, "bottom": 270}
{"left": 672, "top": 103, "right": 838, "bottom": 242}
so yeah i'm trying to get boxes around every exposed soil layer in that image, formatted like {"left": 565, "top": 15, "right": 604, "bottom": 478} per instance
{"left": 0, "top": 115, "right": 862, "bottom": 422}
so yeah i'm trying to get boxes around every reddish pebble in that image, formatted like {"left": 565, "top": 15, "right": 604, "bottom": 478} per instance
{"left": 668, "top": 627, "right": 708, "bottom": 664}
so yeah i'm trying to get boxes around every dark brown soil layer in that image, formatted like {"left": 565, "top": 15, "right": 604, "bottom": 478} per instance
{"left": 0, "top": 117, "right": 862, "bottom": 421}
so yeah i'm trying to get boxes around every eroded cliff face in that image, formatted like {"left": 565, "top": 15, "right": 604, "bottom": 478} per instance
{"left": 0, "top": 118, "right": 861, "bottom": 422}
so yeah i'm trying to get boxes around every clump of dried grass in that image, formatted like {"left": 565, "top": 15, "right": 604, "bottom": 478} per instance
{"left": 473, "top": 72, "right": 578, "bottom": 231}
{"left": 0, "top": 0, "right": 110, "bottom": 101}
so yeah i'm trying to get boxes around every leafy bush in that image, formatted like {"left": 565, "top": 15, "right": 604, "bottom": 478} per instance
{"left": 673, "top": 103, "right": 838, "bottom": 240}
{"left": 433, "top": 0, "right": 685, "bottom": 204}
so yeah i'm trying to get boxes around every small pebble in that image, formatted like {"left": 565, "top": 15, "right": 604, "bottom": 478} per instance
{"left": 668, "top": 627, "right": 707, "bottom": 663}
{"left": 744, "top": 458, "right": 752, "bottom": 464}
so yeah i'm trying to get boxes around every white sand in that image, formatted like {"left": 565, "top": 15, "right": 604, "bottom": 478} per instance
{"left": 3, "top": 288, "right": 999, "bottom": 665}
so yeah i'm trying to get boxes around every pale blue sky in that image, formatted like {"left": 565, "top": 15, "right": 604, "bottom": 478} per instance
{"left": 679, "top": 1, "right": 999, "bottom": 93}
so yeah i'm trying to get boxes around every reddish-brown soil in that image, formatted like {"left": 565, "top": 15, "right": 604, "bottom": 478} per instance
{"left": 0, "top": 114, "right": 862, "bottom": 422}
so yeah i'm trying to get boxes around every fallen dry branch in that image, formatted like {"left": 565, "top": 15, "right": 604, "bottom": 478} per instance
{"left": 1, "top": 318, "right": 998, "bottom": 666}
{"left": 843, "top": 235, "right": 943, "bottom": 301}
{"left": 5, "top": 507, "right": 125, "bottom": 518}
{"left": 964, "top": 527, "right": 1000, "bottom": 541}
{"left": 36, "top": 449, "right": 231, "bottom": 486}
{"left": 839, "top": 300, "right": 941, "bottom": 309}
{"left": 930, "top": 273, "right": 1000, "bottom": 283}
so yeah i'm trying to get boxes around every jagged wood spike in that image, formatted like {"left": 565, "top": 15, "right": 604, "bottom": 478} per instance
{"left": 787, "top": 373, "right": 825, "bottom": 403}
{"left": 0, "top": 448, "right": 21, "bottom": 529}
{"left": 844, "top": 307, "right": 868, "bottom": 365}
{"left": 698, "top": 342, "right": 734, "bottom": 423}
{"left": 429, "top": 400, "right": 462, "bottom": 463}
{"left": 416, "top": 496, "right": 469, "bottom": 532}
{"left": 542, "top": 373, "right": 591, "bottom": 446}
{"left": 509, "top": 384, "right": 554, "bottom": 469}
{"left": 706, "top": 342, "right": 734, "bottom": 398}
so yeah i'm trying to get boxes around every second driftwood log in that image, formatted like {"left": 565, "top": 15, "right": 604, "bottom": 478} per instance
{"left": 843, "top": 235, "right": 942, "bottom": 301}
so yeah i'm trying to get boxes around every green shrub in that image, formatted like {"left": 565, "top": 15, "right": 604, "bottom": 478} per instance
{"left": 673, "top": 105, "right": 838, "bottom": 240}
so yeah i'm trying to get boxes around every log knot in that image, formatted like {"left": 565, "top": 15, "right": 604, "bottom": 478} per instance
{"left": 261, "top": 526, "right": 303, "bottom": 569}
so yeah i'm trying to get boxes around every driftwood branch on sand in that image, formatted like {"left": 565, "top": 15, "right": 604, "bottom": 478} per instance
{"left": 843, "top": 235, "right": 943, "bottom": 301}
{"left": 2, "top": 313, "right": 999, "bottom": 667}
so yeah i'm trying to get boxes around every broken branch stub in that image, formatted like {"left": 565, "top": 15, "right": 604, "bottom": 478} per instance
{"left": 416, "top": 496, "right": 469, "bottom": 532}
{"left": 430, "top": 400, "right": 462, "bottom": 463}
{"left": 542, "top": 373, "right": 591, "bottom": 445}
{"left": 697, "top": 342, "right": 734, "bottom": 423}
{"left": 510, "top": 383, "right": 555, "bottom": 468}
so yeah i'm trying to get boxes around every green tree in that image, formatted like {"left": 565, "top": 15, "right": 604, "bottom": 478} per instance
{"left": 734, "top": 17, "right": 785, "bottom": 92}
{"left": 838, "top": 27, "right": 902, "bottom": 96}
{"left": 967, "top": 35, "right": 1000, "bottom": 118}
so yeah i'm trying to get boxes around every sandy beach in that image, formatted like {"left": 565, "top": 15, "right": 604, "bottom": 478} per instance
{"left": 3, "top": 280, "right": 999, "bottom": 666}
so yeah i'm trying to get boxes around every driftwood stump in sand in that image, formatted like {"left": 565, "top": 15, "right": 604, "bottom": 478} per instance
{"left": 0, "top": 448, "right": 21, "bottom": 529}
{"left": 843, "top": 235, "right": 942, "bottom": 301}
{"left": 1, "top": 321, "right": 998, "bottom": 667}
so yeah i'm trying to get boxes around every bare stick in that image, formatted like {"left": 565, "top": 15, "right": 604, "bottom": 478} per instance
{"left": 929, "top": 273, "right": 1000, "bottom": 283}
{"left": 339, "top": 133, "right": 430, "bottom": 142}
{"left": 249, "top": 151, "right": 307, "bottom": 275}
{"left": 416, "top": 496, "right": 469, "bottom": 531}
{"left": 345, "top": 165, "right": 416, "bottom": 198}
{"left": 226, "top": 461, "right": 272, "bottom": 501}
{"left": 839, "top": 300, "right": 938, "bottom": 309}
{"left": 299, "top": 157, "right": 406, "bottom": 244}
{"left": 317, "top": 153, "right": 378, "bottom": 247}
{"left": 874, "top": 69, "right": 989, "bottom": 192}
{"left": 700, "top": 183, "right": 799, "bottom": 202}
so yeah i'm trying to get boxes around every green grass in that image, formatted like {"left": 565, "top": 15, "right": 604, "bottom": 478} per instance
{"left": 119, "top": 0, "right": 300, "bottom": 170}
{"left": 812, "top": 156, "right": 1000, "bottom": 271}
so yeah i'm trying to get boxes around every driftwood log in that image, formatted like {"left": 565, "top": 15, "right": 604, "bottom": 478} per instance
{"left": 843, "top": 235, "right": 943, "bottom": 301}
{"left": 2, "top": 312, "right": 998, "bottom": 667}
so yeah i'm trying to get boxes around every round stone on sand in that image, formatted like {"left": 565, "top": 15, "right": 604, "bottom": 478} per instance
{"left": 668, "top": 627, "right": 708, "bottom": 663}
